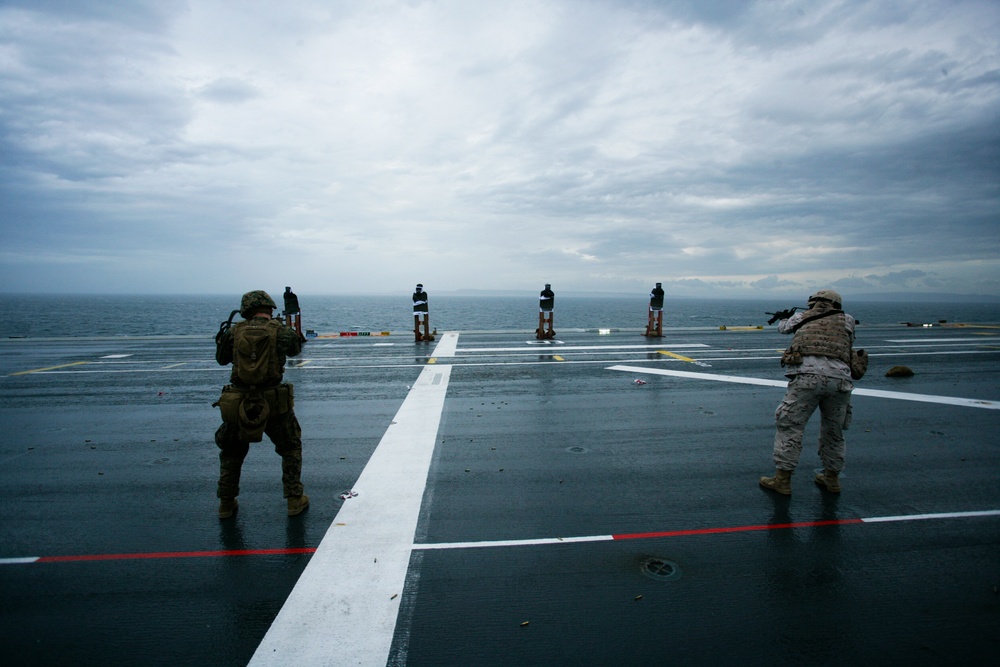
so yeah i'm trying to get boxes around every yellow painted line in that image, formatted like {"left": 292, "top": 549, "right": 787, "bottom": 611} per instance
{"left": 10, "top": 361, "right": 89, "bottom": 376}
{"left": 427, "top": 358, "right": 437, "bottom": 364}
{"left": 553, "top": 355, "right": 565, "bottom": 361}
{"left": 294, "top": 360, "right": 312, "bottom": 368}
{"left": 658, "top": 350, "right": 697, "bottom": 363}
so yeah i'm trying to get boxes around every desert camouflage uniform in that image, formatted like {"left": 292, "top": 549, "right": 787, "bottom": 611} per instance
{"left": 773, "top": 305, "right": 855, "bottom": 473}
{"left": 215, "top": 314, "right": 304, "bottom": 499}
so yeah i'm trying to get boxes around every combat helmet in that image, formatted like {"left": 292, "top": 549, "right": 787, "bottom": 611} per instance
{"left": 808, "top": 289, "right": 842, "bottom": 309}
{"left": 240, "top": 290, "right": 277, "bottom": 317}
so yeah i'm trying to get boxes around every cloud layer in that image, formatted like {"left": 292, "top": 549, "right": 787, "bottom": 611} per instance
{"left": 1, "top": 0, "right": 998, "bottom": 298}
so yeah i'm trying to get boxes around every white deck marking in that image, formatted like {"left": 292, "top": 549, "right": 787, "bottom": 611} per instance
{"left": 884, "top": 338, "right": 996, "bottom": 343}
{"left": 249, "top": 334, "right": 457, "bottom": 667}
{"left": 415, "top": 535, "right": 615, "bottom": 550}
{"left": 431, "top": 331, "right": 459, "bottom": 357}
{"left": 461, "top": 343, "right": 708, "bottom": 353}
{"left": 861, "top": 509, "right": 1000, "bottom": 523}
{"left": 608, "top": 365, "right": 1000, "bottom": 410}
{"left": 411, "top": 509, "right": 1000, "bottom": 551}
{"left": 608, "top": 365, "right": 786, "bottom": 388}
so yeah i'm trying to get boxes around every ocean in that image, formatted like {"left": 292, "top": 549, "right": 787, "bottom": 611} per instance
{"left": 1, "top": 294, "right": 998, "bottom": 339}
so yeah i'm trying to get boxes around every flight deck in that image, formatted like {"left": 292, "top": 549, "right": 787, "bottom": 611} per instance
{"left": 1, "top": 323, "right": 998, "bottom": 665}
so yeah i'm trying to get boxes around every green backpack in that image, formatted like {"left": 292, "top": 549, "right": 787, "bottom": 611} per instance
{"left": 233, "top": 319, "right": 281, "bottom": 387}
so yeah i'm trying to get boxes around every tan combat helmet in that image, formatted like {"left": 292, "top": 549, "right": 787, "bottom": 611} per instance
{"left": 808, "top": 289, "right": 843, "bottom": 309}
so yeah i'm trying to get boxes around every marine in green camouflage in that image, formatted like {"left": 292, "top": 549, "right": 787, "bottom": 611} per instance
{"left": 214, "top": 290, "right": 308, "bottom": 517}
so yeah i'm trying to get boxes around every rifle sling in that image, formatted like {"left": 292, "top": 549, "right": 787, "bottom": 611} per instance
{"left": 789, "top": 309, "right": 844, "bottom": 333}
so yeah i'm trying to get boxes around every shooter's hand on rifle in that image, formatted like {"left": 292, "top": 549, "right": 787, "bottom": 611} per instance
{"left": 766, "top": 306, "right": 799, "bottom": 325}
{"left": 216, "top": 309, "right": 239, "bottom": 344}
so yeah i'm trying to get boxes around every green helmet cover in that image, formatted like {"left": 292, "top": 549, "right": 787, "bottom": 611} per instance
{"left": 240, "top": 290, "right": 277, "bottom": 317}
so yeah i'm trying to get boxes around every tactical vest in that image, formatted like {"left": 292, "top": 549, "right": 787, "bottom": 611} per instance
{"left": 230, "top": 317, "right": 284, "bottom": 388}
{"left": 789, "top": 307, "right": 851, "bottom": 363}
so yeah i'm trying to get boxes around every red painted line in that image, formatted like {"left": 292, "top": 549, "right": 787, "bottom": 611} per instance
{"left": 612, "top": 518, "right": 864, "bottom": 541}
{"left": 10, "top": 510, "right": 995, "bottom": 563}
{"left": 35, "top": 547, "right": 317, "bottom": 563}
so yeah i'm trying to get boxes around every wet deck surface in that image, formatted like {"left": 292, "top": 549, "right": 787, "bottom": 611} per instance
{"left": 1, "top": 324, "right": 998, "bottom": 665}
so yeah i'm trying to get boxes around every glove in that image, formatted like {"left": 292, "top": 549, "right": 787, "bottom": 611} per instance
{"left": 768, "top": 309, "right": 798, "bottom": 325}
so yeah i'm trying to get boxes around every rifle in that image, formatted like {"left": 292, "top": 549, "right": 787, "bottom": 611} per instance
{"left": 216, "top": 309, "right": 239, "bottom": 344}
{"left": 765, "top": 306, "right": 800, "bottom": 325}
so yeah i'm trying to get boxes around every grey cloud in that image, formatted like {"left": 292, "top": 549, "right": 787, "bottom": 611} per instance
{"left": 0, "top": 6, "right": 193, "bottom": 182}
{"left": 0, "top": 0, "right": 997, "bottom": 296}
{"left": 865, "top": 270, "right": 930, "bottom": 286}
{"left": 831, "top": 275, "right": 877, "bottom": 291}
{"left": 196, "top": 78, "right": 261, "bottom": 104}
{"left": 751, "top": 275, "right": 800, "bottom": 290}
{"left": 0, "top": 0, "right": 185, "bottom": 32}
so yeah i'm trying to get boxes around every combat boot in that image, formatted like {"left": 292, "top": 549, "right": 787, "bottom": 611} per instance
{"left": 815, "top": 470, "right": 842, "bottom": 493}
{"left": 287, "top": 494, "right": 310, "bottom": 516}
{"left": 218, "top": 497, "right": 238, "bottom": 519}
{"left": 759, "top": 469, "right": 793, "bottom": 495}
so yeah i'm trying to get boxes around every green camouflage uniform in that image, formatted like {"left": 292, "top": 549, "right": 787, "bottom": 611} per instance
{"left": 215, "top": 313, "right": 304, "bottom": 499}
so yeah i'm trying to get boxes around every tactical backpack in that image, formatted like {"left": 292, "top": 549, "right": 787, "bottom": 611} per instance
{"left": 232, "top": 318, "right": 281, "bottom": 388}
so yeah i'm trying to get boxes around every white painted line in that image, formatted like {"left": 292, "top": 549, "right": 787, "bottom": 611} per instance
{"left": 462, "top": 343, "right": 709, "bottom": 353}
{"left": 100, "top": 354, "right": 132, "bottom": 359}
{"left": 431, "top": 331, "right": 459, "bottom": 357}
{"left": 862, "top": 509, "right": 1000, "bottom": 523}
{"left": 608, "top": 365, "right": 786, "bottom": 388}
{"left": 411, "top": 509, "right": 1000, "bottom": 552}
{"left": 884, "top": 338, "right": 995, "bottom": 343}
{"left": 0, "top": 557, "right": 39, "bottom": 564}
{"left": 852, "top": 388, "right": 999, "bottom": 409}
{"left": 414, "top": 535, "right": 614, "bottom": 550}
{"left": 249, "top": 335, "right": 456, "bottom": 667}
{"left": 608, "top": 365, "right": 1000, "bottom": 410}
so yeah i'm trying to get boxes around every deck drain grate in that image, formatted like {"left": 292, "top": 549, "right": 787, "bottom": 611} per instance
{"left": 640, "top": 558, "right": 682, "bottom": 581}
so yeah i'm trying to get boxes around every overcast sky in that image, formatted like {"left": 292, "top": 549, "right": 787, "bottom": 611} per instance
{"left": 1, "top": 0, "right": 998, "bottom": 299}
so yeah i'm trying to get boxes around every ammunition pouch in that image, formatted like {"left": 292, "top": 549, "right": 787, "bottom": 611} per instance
{"left": 213, "top": 384, "right": 295, "bottom": 443}
{"left": 214, "top": 386, "right": 243, "bottom": 425}
{"left": 781, "top": 347, "right": 803, "bottom": 367}
{"left": 238, "top": 395, "right": 270, "bottom": 442}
